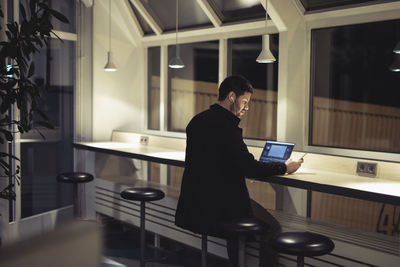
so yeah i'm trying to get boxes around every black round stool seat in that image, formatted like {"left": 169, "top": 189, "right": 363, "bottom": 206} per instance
{"left": 56, "top": 172, "right": 94, "bottom": 219}
{"left": 120, "top": 187, "right": 165, "bottom": 202}
{"left": 120, "top": 187, "right": 165, "bottom": 267}
{"left": 201, "top": 218, "right": 268, "bottom": 267}
{"left": 270, "top": 232, "right": 335, "bottom": 257}
{"left": 57, "top": 172, "right": 94, "bottom": 183}
{"left": 212, "top": 217, "right": 269, "bottom": 236}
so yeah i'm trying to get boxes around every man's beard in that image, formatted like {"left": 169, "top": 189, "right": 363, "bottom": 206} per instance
{"left": 230, "top": 100, "right": 242, "bottom": 118}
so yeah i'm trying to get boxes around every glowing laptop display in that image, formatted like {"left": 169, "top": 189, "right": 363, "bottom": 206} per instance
{"left": 259, "top": 141, "right": 295, "bottom": 163}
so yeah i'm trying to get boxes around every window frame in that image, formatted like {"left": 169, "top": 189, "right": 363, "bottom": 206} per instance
{"left": 303, "top": 2, "right": 400, "bottom": 162}
{"left": 142, "top": 20, "right": 278, "bottom": 147}
{"left": 142, "top": 1, "right": 400, "bottom": 162}
{"left": 6, "top": 0, "right": 78, "bottom": 224}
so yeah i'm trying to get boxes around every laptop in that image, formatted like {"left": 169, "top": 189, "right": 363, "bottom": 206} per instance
{"left": 259, "top": 141, "right": 295, "bottom": 163}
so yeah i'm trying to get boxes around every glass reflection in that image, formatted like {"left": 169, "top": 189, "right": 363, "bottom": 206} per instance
{"left": 20, "top": 39, "right": 75, "bottom": 218}
{"left": 167, "top": 40, "right": 219, "bottom": 132}
{"left": 50, "top": 0, "right": 76, "bottom": 33}
{"left": 311, "top": 19, "right": 400, "bottom": 153}
{"left": 148, "top": 47, "right": 161, "bottom": 130}
{"left": 208, "top": 0, "right": 265, "bottom": 23}
{"left": 230, "top": 35, "right": 279, "bottom": 140}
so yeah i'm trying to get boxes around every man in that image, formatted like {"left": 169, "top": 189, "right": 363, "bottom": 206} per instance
{"left": 175, "top": 75, "right": 302, "bottom": 266}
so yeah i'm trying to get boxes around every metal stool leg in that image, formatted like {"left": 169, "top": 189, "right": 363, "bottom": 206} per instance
{"left": 238, "top": 235, "right": 245, "bottom": 267}
{"left": 73, "top": 183, "right": 79, "bottom": 218}
{"left": 140, "top": 201, "right": 146, "bottom": 267}
{"left": 201, "top": 234, "right": 207, "bottom": 267}
{"left": 297, "top": 255, "right": 304, "bottom": 267}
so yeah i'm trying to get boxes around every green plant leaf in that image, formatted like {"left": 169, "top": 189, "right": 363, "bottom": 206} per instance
{"left": 35, "top": 109, "right": 49, "bottom": 120}
{"left": 5, "top": 30, "right": 12, "bottom": 41}
{"left": 28, "top": 61, "right": 35, "bottom": 77}
{"left": 29, "top": 0, "right": 36, "bottom": 15}
{"left": 0, "top": 152, "right": 10, "bottom": 157}
{"left": 49, "top": 9, "right": 69, "bottom": 23}
{"left": 0, "top": 183, "right": 16, "bottom": 200}
{"left": 5, "top": 80, "right": 17, "bottom": 90}
{"left": 0, "top": 0, "right": 67, "bottom": 196}
{"left": 20, "top": 3, "right": 27, "bottom": 20}
{"left": 17, "top": 125, "right": 24, "bottom": 133}
{"left": 0, "top": 129, "right": 13, "bottom": 141}
{"left": 35, "top": 120, "right": 54, "bottom": 129}
{"left": 1, "top": 97, "right": 11, "bottom": 113}
{"left": 0, "top": 159, "right": 10, "bottom": 169}
{"left": 37, "top": 3, "right": 48, "bottom": 10}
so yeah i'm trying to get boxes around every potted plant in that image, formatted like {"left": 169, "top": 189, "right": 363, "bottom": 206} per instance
{"left": 0, "top": 0, "right": 68, "bottom": 200}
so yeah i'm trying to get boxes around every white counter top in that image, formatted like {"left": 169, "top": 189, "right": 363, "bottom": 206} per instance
{"left": 74, "top": 141, "right": 400, "bottom": 205}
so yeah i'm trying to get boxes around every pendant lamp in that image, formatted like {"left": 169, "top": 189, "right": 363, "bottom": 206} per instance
{"left": 393, "top": 41, "right": 400, "bottom": 54}
{"left": 104, "top": 0, "right": 117, "bottom": 71}
{"left": 256, "top": 0, "right": 276, "bottom": 64}
{"left": 389, "top": 54, "right": 400, "bottom": 72}
{"left": 168, "top": 0, "right": 184, "bottom": 69}
{"left": 257, "top": 35, "right": 276, "bottom": 63}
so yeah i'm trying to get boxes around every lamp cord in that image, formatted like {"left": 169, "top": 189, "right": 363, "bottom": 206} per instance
{"left": 265, "top": 0, "right": 268, "bottom": 31}
{"left": 109, "top": 0, "right": 111, "bottom": 52}
{"left": 175, "top": 0, "right": 178, "bottom": 46}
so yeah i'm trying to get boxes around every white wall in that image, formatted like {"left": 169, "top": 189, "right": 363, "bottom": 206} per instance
{"left": 92, "top": 0, "right": 145, "bottom": 141}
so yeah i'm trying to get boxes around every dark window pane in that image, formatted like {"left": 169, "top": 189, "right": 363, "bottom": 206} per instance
{"left": 299, "top": 0, "right": 388, "bottom": 11}
{"left": 140, "top": 0, "right": 212, "bottom": 31}
{"left": 7, "top": 0, "right": 14, "bottom": 23}
{"left": 208, "top": 0, "right": 265, "bottom": 23}
{"left": 310, "top": 19, "right": 400, "bottom": 153}
{"left": 168, "top": 41, "right": 219, "bottom": 132}
{"left": 230, "top": 35, "right": 279, "bottom": 140}
{"left": 21, "top": 39, "right": 75, "bottom": 218}
{"left": 129, "top": 0, "right": 155, "bottom": 35}
{"left": 148, "top": 47, "right": 160, "bottom": 130}
{"left": 50, "top": 0, "right": 76, "bottom": 33}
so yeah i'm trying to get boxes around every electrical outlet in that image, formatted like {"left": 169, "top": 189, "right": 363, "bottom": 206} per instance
{"left": 140, "top": 136, "right": 148, "bottom": 145}
{"left": 356, "top": 161, "right": 377, "bottom": 176}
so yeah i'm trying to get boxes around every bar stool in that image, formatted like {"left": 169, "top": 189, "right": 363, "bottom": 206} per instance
{"left": 57, "top": 172, "right": 94, "bottom": 218}
{"left": 269, "top": 231, "right": 335, "bottom": 267}
{"left": 201, "top": 217, "right": 269, "bottom": 267}
{"left": 120, "top": 187, "right": 165, "bottom": 267}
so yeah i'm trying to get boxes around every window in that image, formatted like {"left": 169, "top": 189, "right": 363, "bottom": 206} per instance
{"left": 20, "top": 38, "right": 75, "bottom": 218}
{"left": 148, "top": 47, "right": 161, "bottom": 130}
{"left": 140, "top": 0, "right": 212, "bottom": 31}
{"left": 129, "top": 1, "right": 155, "bottom": 35}
{"left": 167, "top": 41, "right": 219, "bottom": 132}
{"left": 299, "top": 0, "right": 379, "bottom": 12}
{"left": 50, "top": 0, "right": 76, "bottom": 33}
{"left": 310, "top": 19, "right": 400, "bottom": 153}
{"left": 207, "top": 0, "right": 265, "bottom": 23}
{"left": 229, "top": 35, "right": 279, "bottom": 140}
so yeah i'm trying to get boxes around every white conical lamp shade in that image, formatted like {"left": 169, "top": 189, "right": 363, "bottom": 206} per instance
{"left": 389, "top": 54, "right": 400, "bottom": 72}
{"left": 256, "top": 35, "right": 276, "bottom": 63}
{"left": 393, "top": 41, "right": 400, "bottom": 54}
{"left": 168, "top": 56, "right": 185, "bottom": 69}
{"left": 104, "top": 51, "right": 117, "bottom": 71}
{"left": 169, "top": 45, "right": 185, "bottom": 69}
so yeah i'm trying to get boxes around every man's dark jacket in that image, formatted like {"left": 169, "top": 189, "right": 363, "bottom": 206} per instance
{"left": 175, "top": 104, "right": 287, "bottom": 234}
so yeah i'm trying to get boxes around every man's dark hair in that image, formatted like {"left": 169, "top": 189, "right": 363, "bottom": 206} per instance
{"left": 218, "top": 75, "right": 254, "bottom": 101}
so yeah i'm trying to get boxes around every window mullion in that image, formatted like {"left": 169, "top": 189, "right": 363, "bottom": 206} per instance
{"left": 160, "top": 45, "right": 168, "bottom": 132}
{"left": 219, "top": 38, "right": 228, "bottom": 85}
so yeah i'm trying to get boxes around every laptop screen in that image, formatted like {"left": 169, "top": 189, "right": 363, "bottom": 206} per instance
{"left": 259, "top": 141, "right": 295, "bottom": 163}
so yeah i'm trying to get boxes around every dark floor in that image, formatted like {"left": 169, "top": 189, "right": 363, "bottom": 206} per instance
{"left": 101, "top": 215, "right": 229, "bottom": 267}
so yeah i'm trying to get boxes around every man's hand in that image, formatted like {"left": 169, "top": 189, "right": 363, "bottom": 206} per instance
{"left": 285, "top": 159, "right": 304, "bottom": 174}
